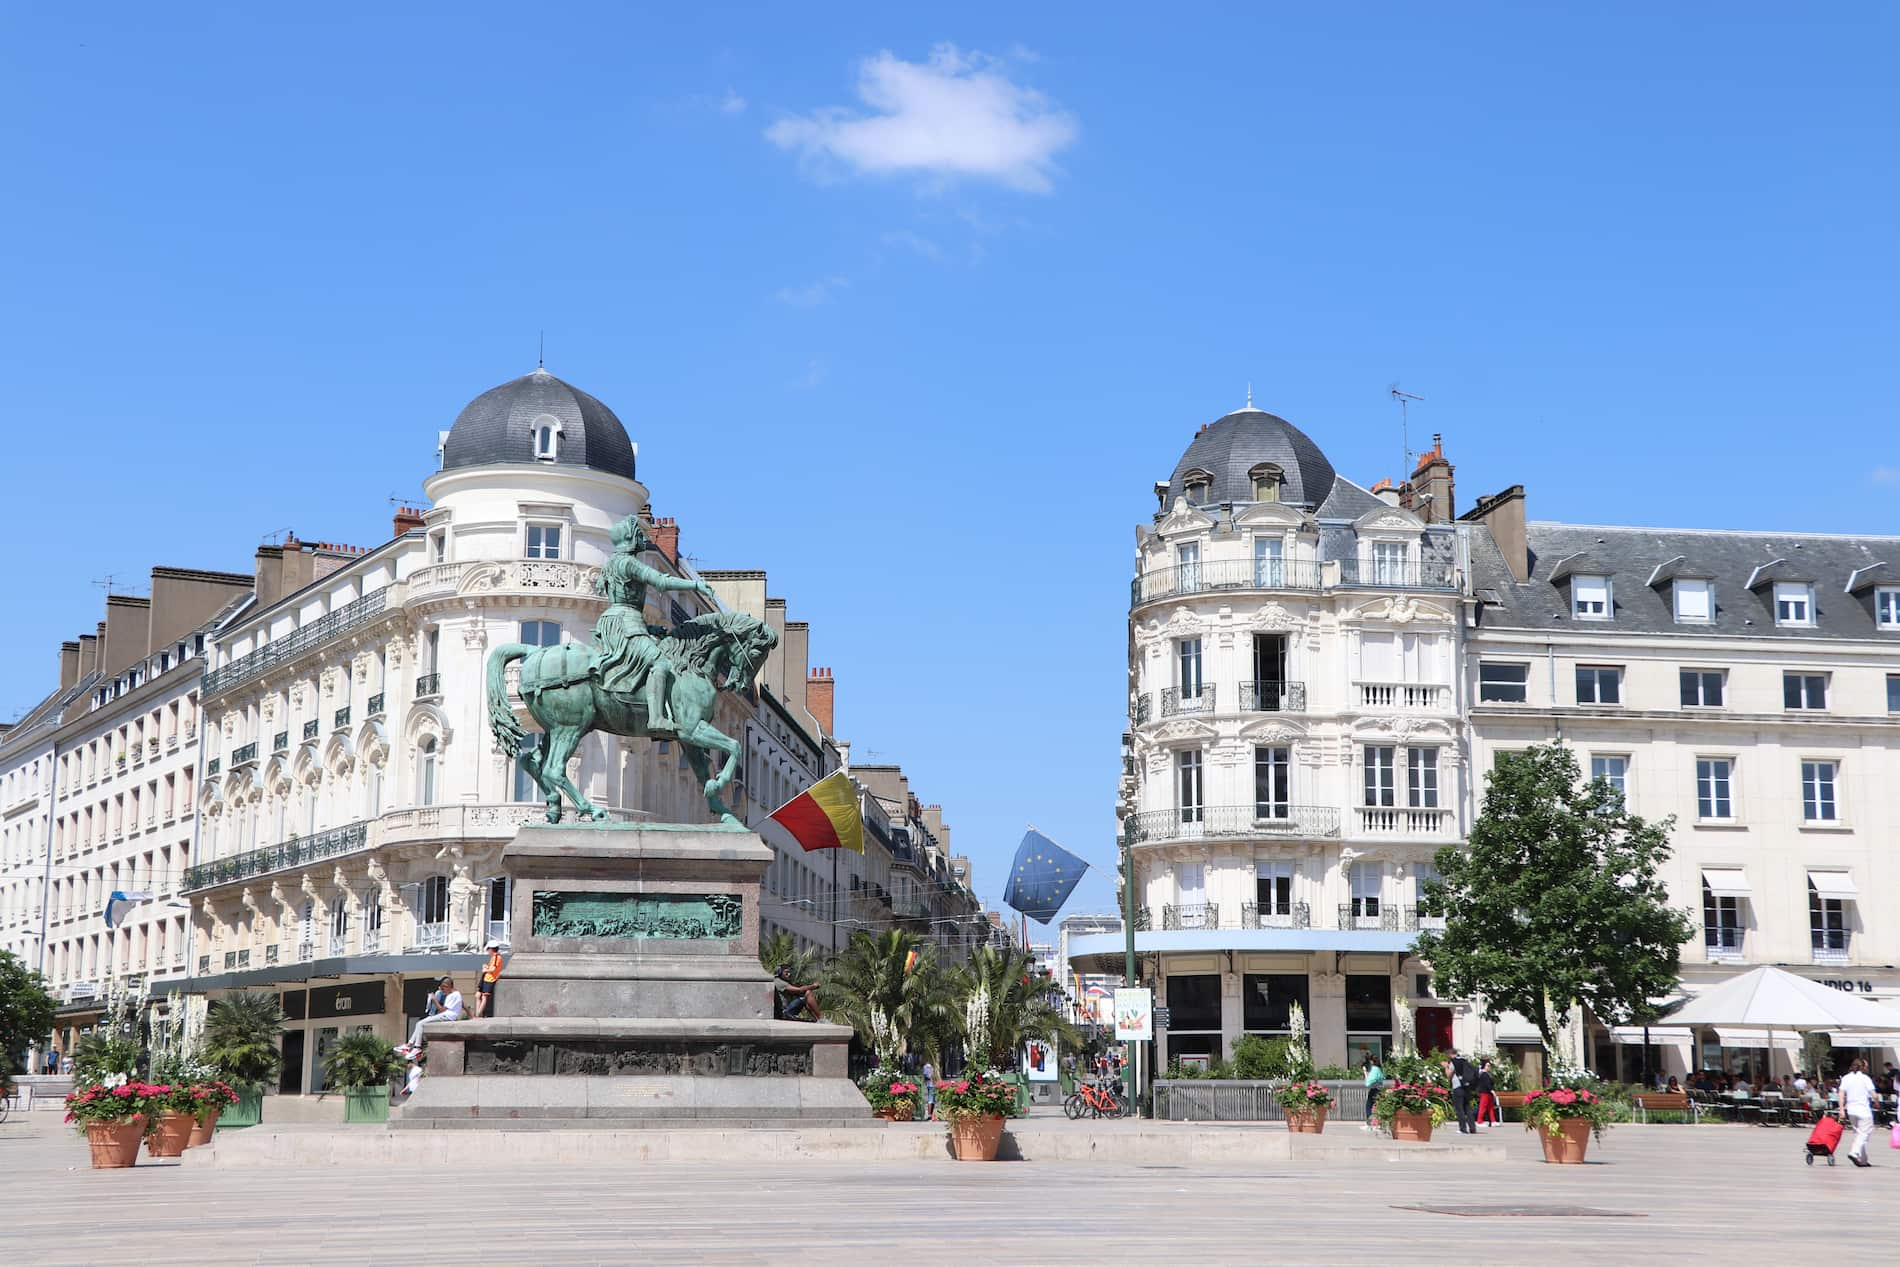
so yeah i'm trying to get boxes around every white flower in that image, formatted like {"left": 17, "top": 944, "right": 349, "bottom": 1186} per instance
{"left": 104, "top": 1073, "right": 128, "bottom": 1090}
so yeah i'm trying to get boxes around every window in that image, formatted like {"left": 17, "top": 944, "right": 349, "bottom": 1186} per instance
{"left": 1810, "top": 881, "right": 1849, "bottom": 954}
{"left": 1176, "top": 750, "right": 1204, "bottom": 824}
{"left": 418, "top": 875, "right": 449, "bottom": 925}
{"left": 1175, "top": 861, "right": 1206, "bottom": 906}
{"left": 417, "top": 737, "right": 438, "bottom": 806}
{"left": 1576, "top": 665, "right": 1622, "bottom": 705}
{"left": 427, "top": 529, "right": 447, "bottom": 563}
{"left": 520, "top": 620, "right": 561, "bottom": 648}
{"left": 1243, "top": 971, "right": 1308, "bottom": 1032}
{"left": 1372, "top": 542, "right": 1406, "bottom": 586}
{"left": 1175, "top": 542, "right": 1200, "bottom": 591}
{"left": 1590, "top": 755, "right": 1628, "bottom": 801}
{"left": 1673, "top": 579, "right": 1714, "bottom": 623}
{"left": 1363, "top": 746, "right": 1396, "bottom": 807}
{"left": 1406, "top": 747, "right": 1438, "bottom": 808}
{"left": 1572, "top": 575, "right": 1611, "bottom": 619}
{"left": 1702, "top": 880, "right": 1743, "bottom": 955}
{"left": 1695, "top": 758, "right": 1733, "bottom": 819}
{"left": 525, "top": 524, "right": 562, "bottom": 560}
{"left": 329, "top": 898, "right": 350, "bottom": 949}
{"left": 1878, "top": 587, "right": 1900, "bottom": 629}
{"left": 1183, "top": 470, "right": 1213, "bottom": 505}
{"left": 1254, "top": 536, "right": 1283, "bottom": 586}
{"left": 1249, "top": 463, "right": 1282, "bottom": 502}
{"left": 534, "top": 423, "right": 558, "bottom": 460}
{"left": 1774, "top": 582, "right": 1813, "bottom": 626}
{"left": 1783, "top": 672, "right": 1827, "bottom": 711}
{"left": 1801, "top": 760, "right": 1838, "bottom": 822}
{"left": 1478, "top": 662, "right": 1528, "bottom": 704}
{"left": 1889, "top": 675, "right": 1900, "bottom": 714}
{"left": 1254, "top": 861, "right": 1293, "bottom": 917}
{"left": 1254, "top": 747, "right": 1290, "bottom": 819}
{"left": 1680, "top": 669, "right": 1725, "bottom": 708}
{"left": 1176, "top": 638, "right": 1203, "bottom": 699}
{"left": 1349, "top": 863, "right": 1382, "bottom": 918}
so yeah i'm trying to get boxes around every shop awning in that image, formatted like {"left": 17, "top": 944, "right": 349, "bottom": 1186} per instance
{"left": 1493, "top": 1010, "right": 1543, "bottom": 1043}
{"left": 1714, "top": 1029, "right": 1801, "bottom": 1051}
{"left": 1701, "top": 868, "right": 1752, "bottom": 899}
{"left": 1807, "top": 870, "right": 1858, "bottom": 901}
{"left": 1831, "top": 1032, "right": 1900, "bottom": 1048}
{"left": 1609, "top": 1026, "right": 1692, "bottom": 1045}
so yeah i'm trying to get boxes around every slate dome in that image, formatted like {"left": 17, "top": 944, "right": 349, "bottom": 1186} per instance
{"left": 1165, "top": 407, "right": 1336, "bottom": 509}
{"left": 440, "top": 369, "right": 637, "bottom": 480}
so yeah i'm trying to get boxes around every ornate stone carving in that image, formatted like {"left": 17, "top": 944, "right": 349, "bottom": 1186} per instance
{"left": 1248, "top": 602, "right": 1299, "bottom": 632}
{"left": 531, "top": 891, "right": 743, "bottom": 941}
{"left": 465, "top": 1039, "right": 812, "bottom": 1078}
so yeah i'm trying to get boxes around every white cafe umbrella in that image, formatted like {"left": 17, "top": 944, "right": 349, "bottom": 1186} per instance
{"left": 1666, "top": 966, "right": 1900, "bottom": 1068}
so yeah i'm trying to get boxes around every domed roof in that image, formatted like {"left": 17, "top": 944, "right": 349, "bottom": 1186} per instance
{"left": 440, "top": 369, "right": 636, "bottom": 480}
{"left": 1165, "top": 407, "right": 1336, "bottom": 509}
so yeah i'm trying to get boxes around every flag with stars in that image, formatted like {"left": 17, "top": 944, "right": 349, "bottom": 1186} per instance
{"left": 1003, "top": 829, "right": 1089, "bottom": 925}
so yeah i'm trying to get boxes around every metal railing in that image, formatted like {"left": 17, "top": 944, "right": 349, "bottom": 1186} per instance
{"left": 414, "top": 921, "right": 450, "bottom": 950}
{"left": 1162, "top": 902, "right": 1220, "bottom": 931}
{"left": 1705, "top": 927, "right": 1745, "bottom": 961}
{"left": 197, "top": 955, "right": 210, "bottom": 975}
{"left": 1161, "top": 683, "right": 1218, "bottom": 717}
{"left": 273, "top": 731, "right": 288, "bottom": 752}
{"left": 367, "top": 692, "right": 385, "bottom": 717}
{"left": 206, "top": 757, "right": 220, "bottom": 775}
{"left": 1132, "top": 906, "right": 1152, "bottom": 932}
{"left": 1811, "top": 933, "right": 1850, "bottom": 966}
{"left": 1132, "top": 559, "right": 1323, "bottom": 606}
{"left": 265, "top": 944, "right": 280, "bottom": 965}
{"left": 182, "top": 820, "right": 371, "bottom": 891}
{"left": 1156, "top": 1079, "right": 1371, "bottom": 1122}
{"left": 1336, "top": 559, "right": 1458, "bottom": 590}
{"left": 1127, "top": 804, "right": 1340, "bottom": 844}
{"left": 1132, "top": 695, "right": 1151, "bottom": 725}
{"left": 297, "top": 939, "right": 315, "bottom": 963}
{"left": 203, "top": 589, "right": 388, "bottom": 696}
{"left": 1355, "top": 806, "right": 1453, "bottom": 836}
{"left": 1238, "top": 680, "right": 1306, "bottom": 712}
{"left": 303, "top": 719, "right": 320, "bottom": 741}
{"left": 1242, "top": 901, "right": 1310, "bottom": 929}
{"left": 334, "top": 706, "right": 351, "bottom": 730}
{"left": 1337, "top": 904, "right": 1421, "bottom": 932}
{"left": 1356, "top": 681, "right": 1452, "bottom": 710}
{"left": 230, "top": 742, "right": 258, "bottom": 767}
{"left": 416, "top": 672, "right": 441, "bottom": 698}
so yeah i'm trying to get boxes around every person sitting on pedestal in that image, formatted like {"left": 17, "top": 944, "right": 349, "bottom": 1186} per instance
{"left": 774, "top": 966, "right": 823, "bottom": 1022}
{"left": 408, "top": 976, "right": 465, "bottom": 1048}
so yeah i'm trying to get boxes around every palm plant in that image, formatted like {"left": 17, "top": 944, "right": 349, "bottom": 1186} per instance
{"left": 819, "top": 930, "right": 950, "bottom": 1064}
{"left": 321, "top": 1032, "right": 404, "bottom": 1091}
{"left": 759, "top": 930, "right": 821, "bottom": 985}
{"left": 952, "top": 945, "right": 1079, "bottom": 1071}
{"left": 200, "top": 991, "right": 285, "bottom": 1090}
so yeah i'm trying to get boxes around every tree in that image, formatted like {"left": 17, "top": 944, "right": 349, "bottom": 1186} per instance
{"left": 0, "top": 950, "right": 57, "bottom": 1083}
{"left": 1414, "top": 742, "right": 1695, "bottom": 1055}
{"left": 200, "top": 990, "right": 285, "bottom": 1089}
{"left": 952, "top": 945, "right": 1078, "bottom": 1071}
{"left": 819, "top": 930, "right": 949, "bottom": 1066}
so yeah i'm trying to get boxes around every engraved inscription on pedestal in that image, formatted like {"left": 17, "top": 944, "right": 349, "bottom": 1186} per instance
{"left": 530, "top": 890, "right": 743, "bottom": 940}
{"left": 466, "top": 1039, "right": 813, "bottom": 1077}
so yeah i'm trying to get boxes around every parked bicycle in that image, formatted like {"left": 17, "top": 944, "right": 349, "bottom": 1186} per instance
{"left": 1064, "top": 1079, "right": 1128, "bottom": 1120}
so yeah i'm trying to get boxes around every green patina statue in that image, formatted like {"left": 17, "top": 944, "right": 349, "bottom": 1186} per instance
{"left": 486, "top": 514, "right": 778, "bottom": 825}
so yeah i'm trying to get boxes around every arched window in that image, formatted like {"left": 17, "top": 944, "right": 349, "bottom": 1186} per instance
{"left": 520, "top": 620, "right": 561, "bottom": 647}
{"left": 531, "top": 414, "right": 561, "bottom": 461}
{"left": 417, "top": 737, "right": 438, "bottom": 806}
{"left": 1249, "top": 463, "right": 1283, "bottom": 503}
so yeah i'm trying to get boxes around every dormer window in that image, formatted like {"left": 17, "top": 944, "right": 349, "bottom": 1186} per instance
{"left": 1249, "top": 463, "right": 1283, "bottom": 503}
{"left": 1875, "top": 586, "right": 1899, "bottom": 630}
{"left": 1182, "top": 469, "right": 1214, "bottom": 506}
{"left": 1572, "top": 575, "right": 1612, "bottom": 620}
{"left": 1673, "top": 579, "right": 1714, "bottom": 624}
{"left": 1774, "top": 582, "right": 1813, "bottom": 627}
{"left": 530, "top": 413, "right": 562, "bottom": 462}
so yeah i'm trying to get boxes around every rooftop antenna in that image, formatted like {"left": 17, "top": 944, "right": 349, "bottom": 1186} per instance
{"left": 1390, "top": 387, "right": 1425, "bottom": 475}
{"left": 1246, "top": 382, "right": 1254, "bottom": 409}
{"left": 538, "top": 330, "right": 544, "bottom": 371}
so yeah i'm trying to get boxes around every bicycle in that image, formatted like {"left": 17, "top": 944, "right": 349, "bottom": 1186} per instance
{"left": 1064, "top": 1080, "right": 1128, "bottom": 1120}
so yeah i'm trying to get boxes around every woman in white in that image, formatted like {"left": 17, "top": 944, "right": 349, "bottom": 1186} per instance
{"left": 1839, "top": 1057, "right": 1877, "bottom": 1168}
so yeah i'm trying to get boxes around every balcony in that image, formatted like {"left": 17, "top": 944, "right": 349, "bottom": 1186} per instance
{"left": 1338, "top": 905, "right": 1421, "bottom": 932}
{"left": 414, "top": 921, "right": 450, "bottom": 951}
{"left": 1238, "top": 680, "right": 1306, "bottom": 712}
{"left": 265, "top": 944, "right": 280, "bottom": 966}
{"left": 1356, "top": 681, "right": 1452, "bottom": 711}
{"left": 1128, "top": 804, "right": 1340, "bottom": 845}
{"left": 303, "top": 719, "right": 320, "bottom": 741}
{"left": 1132, "top": 559, "right": 1323, "bottom": 607}
{"left": 1161, "top": 683, "right": 1218, "bottom": 718}
{"left": 206, "top": 757, "right": 220, "bottom": 775}
{"left": 1706, "top": 928, "right": 1746, "bottom": 963}
{"left": 182, "top": 820, "right": 371, "bottom": 891}
{"left": 416, "top": 672, "right": 441, "bottom": 699}
{"left": 1132, "top": 695, "right": 1152, "bottom": 725}
{"left": 273, "top": 731, "right": 289, "bottom": 753}
{"left": 367, "top": 692, "right": 385, "bottom": 717}
{"left": 407, "top": 557, "right": 604, "bottom": 604}
{"left": 1162, "top": 902, "right": 1220, "bottom": 931}
{"left": 1354, "top": 806, "right": 1453, "bottom": 836}
{"left": 203, "top": 589, "right": 389, "bottom": 697}
{"left": 230, "top": 742, "right": 258, "bottom": 768}
{"left": 361, "top": 927, "right": 383, "bottom": 955}
{"left": 1812, "top": 935, "right": 1851, "bottom": 966}
{"left": 1336, "top": 559, "right": 1458, "bottom": 590}
{"left": 334, "top": 706, "right": 351, "bottom": 730}
{"left": 197, "top": 955, "right": 211, "bottom": 975}
{"left": 1243, "top": 902, "right": 1311, "bottom": 930}
{"left": 297, "top": 939, "right": 315, "bottom": 963}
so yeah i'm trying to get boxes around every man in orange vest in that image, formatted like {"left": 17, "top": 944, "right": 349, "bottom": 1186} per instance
{"left": 475, "top": 939, "right": 509, "bottom": 1018}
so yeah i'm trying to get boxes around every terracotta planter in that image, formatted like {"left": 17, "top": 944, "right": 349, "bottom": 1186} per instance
{"left": 146, "top": 1111, "right": 195, "bottom": 1158}
{"left": 948, "top": 1113, "right": 1007, "bottom": 1161}
{"left": 874, "top": 1103, "right": 916, "bottom": 1122}
{"left": 1391, "top": 1111, "right": 1435, "bottom": 1142}
{"left": 1537, "top": 1117, "right": 1593, "bottom": 1164}
{"left": 1285, "top": 1104, "right": 1329, "bottom": 1134}
{"left": 84, "top": 1120, "right": 145, "bottom": 1169}
{"left": 187, "top": 1110, "right": 220, "bottom": 1148}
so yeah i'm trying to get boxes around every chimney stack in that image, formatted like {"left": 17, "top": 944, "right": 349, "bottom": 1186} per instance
{"left": 59, "top": 641, "right": 81, "bottom": 690}
{"left": 806, "top": 667, "right": 835, "bottom": 735}
{"left": 649, "top": 517, "right": 680, "bottom": 565}
{"left": 1402, "top": 433, "right": 1456, "bottom": 524}
{"left": 1460, "top": 484, "right": 1530, "bottom": 582}
{"left": 77, "top": 632, "right": 99, "bottom": 679}
{"left": 393, "top": 505, "right": 426, "bottom": 536}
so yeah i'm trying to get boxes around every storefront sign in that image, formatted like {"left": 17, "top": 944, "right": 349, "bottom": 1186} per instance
{"left": 309, "top": 981, "right": 386, "bottom": 1020}
{"left": 1820, "top": 979, "right": 1875, "bottom": 994}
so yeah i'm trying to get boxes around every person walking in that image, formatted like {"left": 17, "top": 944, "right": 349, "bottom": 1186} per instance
{"left": 1474, "top": 1059, "right": 1499, "bottom": 1128}
{"left": 1840, "top": 1057, "right": 1877, "bottom": 1167}
{"left": 1448, "top": 1055, "right": 1479, "bottom": 1134}
{"left": 921, "top": 1060, "right": 937, "bottom": 1120}
{"left": 1362, "top": 1054, "right": 1385, "bottom": 1129}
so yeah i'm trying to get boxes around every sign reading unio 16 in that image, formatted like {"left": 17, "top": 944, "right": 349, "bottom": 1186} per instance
{"left": 1820, "top": 979, "right": 1875, "bottom": 994}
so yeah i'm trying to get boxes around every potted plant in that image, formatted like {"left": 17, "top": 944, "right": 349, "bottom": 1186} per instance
{"left": 64, "top": 1076, "right": 165, "bottom": 1168}
{"left": 1276, "top": 1080, "right": 1335, "bottom": 1134}
{"left": 1374, "top": 1081, "right": 1452, "bottom": 1142}
{"left": 186, "top": 1078, "right": 239, "bottom": 1147}
{"left": 200, "top": 991, "right": 284, "bottom": 1128}
{"left": 859, "top": 1067, "right": 922, "bottom": 1121}
{"left": 321, "top": 1031, "right": 404, "bottom": 1123}
{"left": 936, "top": 1069, "right": 1017, "bottom": 1161}
{"left": 1521, "top": 1085, "right": 1611, "bottom": 1163}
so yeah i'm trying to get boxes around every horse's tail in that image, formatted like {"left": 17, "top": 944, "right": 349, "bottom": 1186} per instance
{"left": 486, "top": 643, "right": 534, "bottom": 757}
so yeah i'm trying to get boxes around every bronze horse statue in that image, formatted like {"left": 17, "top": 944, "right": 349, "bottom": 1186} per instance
{"left": 486, "top": 608, "right": 777, "bottom": 825}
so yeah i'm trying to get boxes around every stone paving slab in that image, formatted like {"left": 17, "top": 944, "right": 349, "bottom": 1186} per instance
{"left": 3, "top": 1112, "right": 1892, "bottom": 1265}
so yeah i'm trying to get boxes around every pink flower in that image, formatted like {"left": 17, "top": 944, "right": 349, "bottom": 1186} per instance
{"left": 1551, "top": 1089, "right": 1576, "bottom": 1106}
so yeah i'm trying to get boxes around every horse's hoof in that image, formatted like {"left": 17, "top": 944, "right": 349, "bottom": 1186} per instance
{"left": 544, "top": 809, "right": 562, "bottom": 824}
{"left": 719, "top": 813, "right": 742, "bottom": 828}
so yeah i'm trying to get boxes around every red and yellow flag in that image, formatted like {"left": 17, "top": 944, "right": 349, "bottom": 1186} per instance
{"left": 768, "top": 769, "right": 864, "bottom": 854}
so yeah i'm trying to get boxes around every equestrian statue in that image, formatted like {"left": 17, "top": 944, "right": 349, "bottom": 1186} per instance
{"left": 485, "top": 513, "right": 778, "bottom": 825}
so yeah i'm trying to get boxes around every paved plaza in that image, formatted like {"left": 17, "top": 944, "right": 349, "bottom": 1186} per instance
{"left": 3, "top": 1110, "right": 1893, "bottom": 1266}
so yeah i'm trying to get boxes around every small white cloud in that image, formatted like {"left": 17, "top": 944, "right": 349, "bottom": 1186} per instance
{"left": 774, "top": 276, "right": 849, "bottom": 307}
{"left": 881, "top": 229, "right": 944, "bottom": 261}
{"left": 766, "top": 44, "right": 1077, "bottom": 193}
{"left": 1872, "top": 466, "right": 1900, "bottom": 485}
{"left": 720, "top": 89, "right": 747, "bottom": 116}
{"left": 794, "top": 359, "right": 825, "bottom": 390}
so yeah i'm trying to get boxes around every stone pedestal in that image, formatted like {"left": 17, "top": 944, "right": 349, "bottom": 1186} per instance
{"left": 406, "top": 822, "right": 864, "bottom": 1128}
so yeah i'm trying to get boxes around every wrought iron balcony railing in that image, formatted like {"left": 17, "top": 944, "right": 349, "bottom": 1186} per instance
{"left": 1239, "top": 680, "right": 1305, "bottom": 712}
{"left": 416, "top": 672, "right": 441, "bottom": 698}
{"left": 1242, "top": 901, "right": 1311, "bottom": 930}
{"left": 1705, "top": 927, "right": 1745, "bottom": 961}
{"left": 1161, "top": 683, "right": 1217, "bottom": 717}
{"left": 273, "top": 731, "right": 288, "bottom": 752}
{"left": 182, "top": 820, "right": 371, "bottom": 891}
{"left": 230, "top": 742, "right": 258, "bottom": 767}
{"left": 303, "top": 719, "right": 320, "bottom": 741}
{"left": 1127, "top": 804, "right": 1340, "bottom": 844}
{"left": 1163, "top": 902, "right": 1220, "bottom": 931}
{"left": 203, "top": 589, "right": 388, "bottom": 697}
{"left": 1337, "top": 904, "right": 1421, "bottom": 932}
{"left": 1335, "top": 559, "right": 1458, "bottom": 590}
{"left": 1132, "top": 559, "right": 1323, "bottom": 606}
{"left": 1811, "top": 932, "right": 1850, "bottom": 966}
{"left": 206, "top": 757, "right": 220, "bottom": 775}
{"left": 367, "top": 692, "right": 385, "bottom": 717}
{"left": 1132, "top": 694, "right": 1152, "bottom": 725}
{"left": 1132, "top": 906, "right": 1152, "bottom": 932}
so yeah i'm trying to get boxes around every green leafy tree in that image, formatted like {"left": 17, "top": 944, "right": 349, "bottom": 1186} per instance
{"left": 200, "top": 991, "right": 285, "bottom": 1089}
{"left": 321, "top": 1031, "right": 404, "bottom": 1090}
{"left": 820, "top": 930, "right": 947, "bottom": 1064}
{"left": 0, "top": 950, "right": 57, "bottom": 1085}
{"left": 1414, "top": 742, "right": 1695, "bottom": 1054}
{"left": 952, "top": 945, "right": 1078, "bottom": 1071}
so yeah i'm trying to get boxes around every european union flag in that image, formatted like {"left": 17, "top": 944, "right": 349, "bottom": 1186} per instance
{"left": 1003, "top": 829, "right": 1089, "bottom": 925}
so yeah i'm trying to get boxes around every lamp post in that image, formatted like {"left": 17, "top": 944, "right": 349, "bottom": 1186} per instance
{"left": 1121, "top": 824, "right": 1138, "bottom": 1115}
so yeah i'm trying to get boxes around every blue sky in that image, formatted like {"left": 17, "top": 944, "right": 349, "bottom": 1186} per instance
{"left": 3, "top": 5, "right": 1894, "bottom": 922}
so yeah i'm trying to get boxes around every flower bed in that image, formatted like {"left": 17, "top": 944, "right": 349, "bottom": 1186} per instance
{"left": 1373, "top": 1081, "right": 1452, "bottom": 1141}
{"left": 859, "top": 1068, "right": 923, "bottom": 1121}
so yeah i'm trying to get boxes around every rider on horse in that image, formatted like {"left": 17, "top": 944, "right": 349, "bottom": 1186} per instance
{"left": 592, "top": 516, "right": 714, "bottom": 739}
